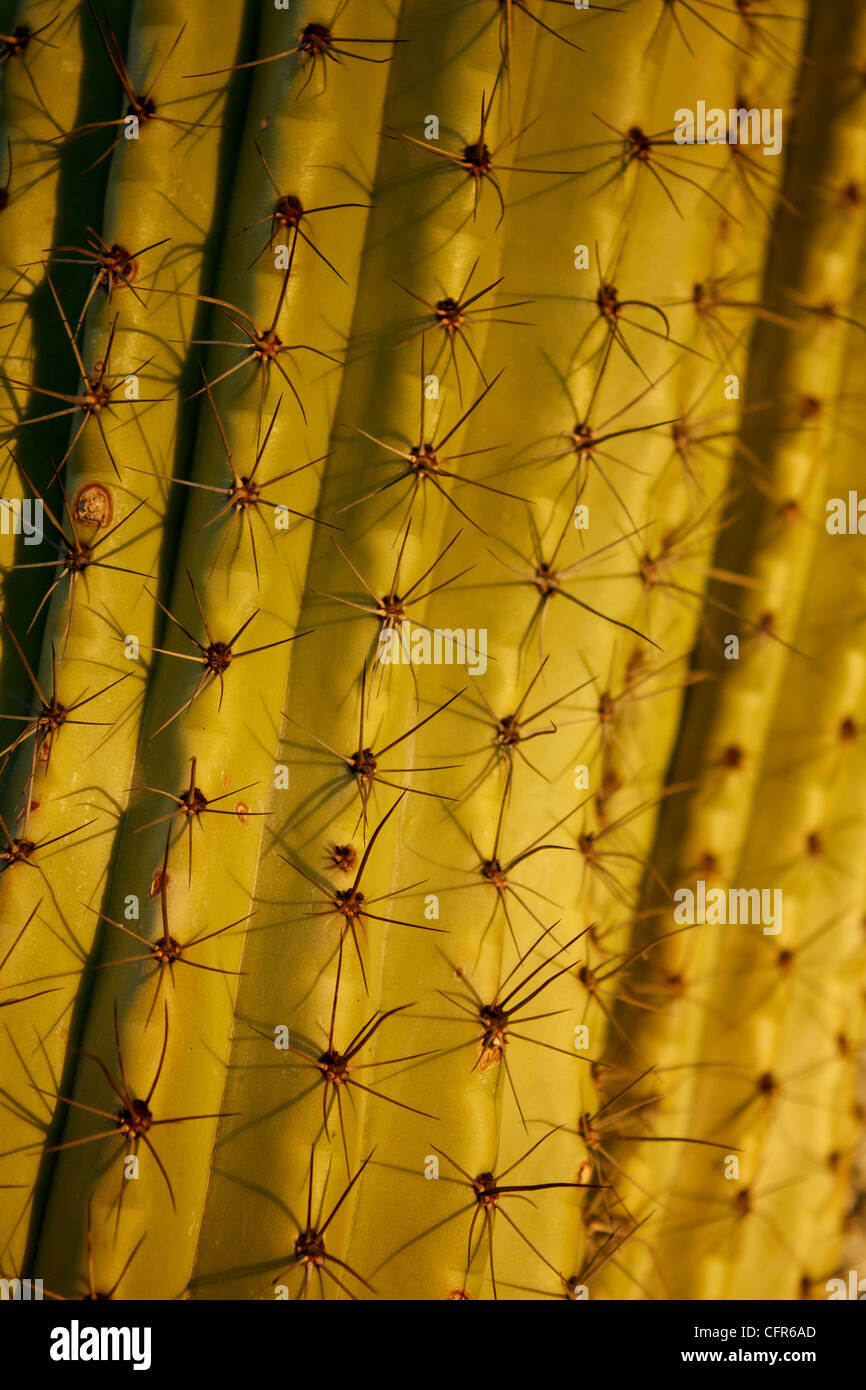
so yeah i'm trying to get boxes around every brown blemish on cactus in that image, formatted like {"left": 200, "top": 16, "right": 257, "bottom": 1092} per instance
{"left": 495, "top": 713, "right": 522, "bottom": 750}
{"left": 74, "top": 483, "right": 113, "bottom": 527}
{"left": 349, "top": 745, "right": 377, "bottom": 788}
{"left": 596, "top": 769, "right": 623, "bottom": 826}
{"left": 98, "top": 244, "right": 137, "bottom": 290}
{"left": 299, "top": 23, "right": 332, "bottom": 57}
{"left": 734, "top": 1188, "right": 751, "bottom": 1217}
{"left": 754, "top": 610, "right": 794, "bottom": 651}
{"left": 150, "top": 866, "right": 168, "bottom": 898}
{"left": 756, "top": 1070, "right": 777, "bottom": 1099}
{"left": 477, "top": 1004, "right": 508, "bottom": 1072}
{"left": 720, "top": 744, "right": 744, "bottom": 769}
{"left": 596, "top": 281, "right": 621, "bottom": 325}
{"left": 578, "top": 1110, "right": 602, "bottom": 1152}
{"left": 533, "top": 560, "right": 560, "bottom": 599}
{"left": 578, "top": 962, "right": 600, "bottom": 996}
{"left": 599, "top": 695, "right": 616, "bottom": 731}
{"left": 275, "top": 193, "right": 303, "bottom": 230}
{"left": 625, "top": 126, "right": 651, "bottom": 163}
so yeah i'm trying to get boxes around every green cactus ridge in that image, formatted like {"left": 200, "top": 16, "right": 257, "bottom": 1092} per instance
{"left": 0, "top": 0, "right": 864, "bottom": 1303}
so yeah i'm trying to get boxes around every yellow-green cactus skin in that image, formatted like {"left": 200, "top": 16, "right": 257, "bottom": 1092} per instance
{"left": 0, "top": 0, "right": 864, "bottom": 1302}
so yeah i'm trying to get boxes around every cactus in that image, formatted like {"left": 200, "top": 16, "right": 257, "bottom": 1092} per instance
{"left": 0, "top": 0, "right": 864, "bottom": 1303}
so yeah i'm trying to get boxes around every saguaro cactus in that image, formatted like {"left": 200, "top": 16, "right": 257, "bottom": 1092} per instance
{"left": 0, "top": 0, "right": 864, "bottom": 1302}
